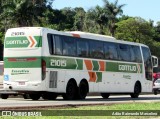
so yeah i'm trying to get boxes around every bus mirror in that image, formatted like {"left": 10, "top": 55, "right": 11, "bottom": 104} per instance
{"left": 152, "top": 56, "right": 158, "bottom": 67}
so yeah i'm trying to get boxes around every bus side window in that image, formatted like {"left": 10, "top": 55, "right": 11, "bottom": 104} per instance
{"left": 47, "top": 34, "right": 54, "bottom": 55}
{"left": 63, "top": 36, "right": 76, "bottom": 56}
{"left": 133, "top": 46, "right": 142, "bottom": 63}
{"left": 130, "top": 46, "right": 136, "bottom": 62}
{"left": 77, "top": 39, "right": 89, "bottom": 57}
{"left": 54, "top": 35, "right": 62, "bottom": 55}
{"left": 118, "top": 44, "right": 131, "bottom": 62}
{"left": 104, "top": 42, "right": 118, "bottom": 60}
{"left": 90, "top": 41, "right": 104, "bottom": 59}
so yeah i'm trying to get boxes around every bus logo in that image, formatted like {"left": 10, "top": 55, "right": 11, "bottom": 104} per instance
{"left": 5, "top": 36, "right": 37, "bottom": 48}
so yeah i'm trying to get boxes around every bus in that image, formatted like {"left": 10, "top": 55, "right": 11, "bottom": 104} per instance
{"left": 3, "top": 27, "right": 158, "bottom": 100}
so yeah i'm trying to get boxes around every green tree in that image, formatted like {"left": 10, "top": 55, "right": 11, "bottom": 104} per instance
{"left": 61, "top": 7, "right": 76, "bottom": 30}
{"left": 73, "top": 7, "right": 86, "bottom": 31}
{"left": 115, "top": 17, "right": 153, "bottom": 43}
{"left": 1, "top": 0, "right": 46, "bottom": 27}
{"left": 90, "top": 6, "right": 108, "bottom": 34}
{"left": 103, "top": 0, "right": 125, "bottom": 36}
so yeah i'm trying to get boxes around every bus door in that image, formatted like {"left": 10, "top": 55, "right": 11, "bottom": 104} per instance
{"left": 142, "top": 46, "right": 153, "bottom": 91}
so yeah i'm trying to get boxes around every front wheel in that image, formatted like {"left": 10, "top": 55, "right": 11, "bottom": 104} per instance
{"left": 154, "top": 90, "right": 158, "bottom": 95}
{"left": 101, "top": 93, "right": 110, "bottom": 99}
{"left": 130, "top": 82, "right": 141, "bottom": 98}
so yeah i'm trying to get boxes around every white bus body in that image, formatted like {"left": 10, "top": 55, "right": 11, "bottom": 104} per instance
{"left": 3, "top": 27, "right": 156, "bottom": 100}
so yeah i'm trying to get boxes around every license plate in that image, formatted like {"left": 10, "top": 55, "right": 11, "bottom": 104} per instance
{"left": 19, "top": 82, "right": 25, "bottom": 85}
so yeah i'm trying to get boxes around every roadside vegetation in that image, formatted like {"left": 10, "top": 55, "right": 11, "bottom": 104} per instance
{"left": 1, "top": 102, "right": 160, "bottom": 118}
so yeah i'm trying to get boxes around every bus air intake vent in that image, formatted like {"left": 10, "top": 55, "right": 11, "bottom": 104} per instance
{"left": 49, "top": 71, "right": 58, "bottom": 88}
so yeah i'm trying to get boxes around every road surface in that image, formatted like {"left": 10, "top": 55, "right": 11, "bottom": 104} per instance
{"left": 0, "top": 94, "right": 160, "bottom": 110}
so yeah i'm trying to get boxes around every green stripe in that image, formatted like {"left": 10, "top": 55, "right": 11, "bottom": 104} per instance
{"left": 106, "top": 62, "right": 118, "bottom": 72}
{"left": 92, "top": 61, "right": 99, "bottom": 71}
{"left": 96, "top": 72, "right": 102, "bottom": 82}
{"left": 34, "top": 36, "right": 42, "bottom": 47}
{"left": 4, "top": 56, "right": 143, "bottom": 73}
{"left": 76, "top": 59, "right": 83, "bottom": 70}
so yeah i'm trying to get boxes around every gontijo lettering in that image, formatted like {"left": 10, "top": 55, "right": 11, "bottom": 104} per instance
{"left": 119, "top": 65, "right": 136, "bottom": 71}
{"left": 6, "top": 40, "right": 28, "bottom": 45}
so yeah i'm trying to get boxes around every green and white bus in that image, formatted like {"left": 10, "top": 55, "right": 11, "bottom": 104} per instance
{"left": 3, "top": 27, "right": 158, "bottom": 100}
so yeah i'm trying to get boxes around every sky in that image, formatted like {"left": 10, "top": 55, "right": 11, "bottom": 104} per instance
{"left": 53, "top": 0, "right": 160, "bottom": 25}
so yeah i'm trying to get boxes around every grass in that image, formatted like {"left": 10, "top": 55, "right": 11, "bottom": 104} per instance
{"left": 1, "top": 102, "right": 160, "bottom": 119}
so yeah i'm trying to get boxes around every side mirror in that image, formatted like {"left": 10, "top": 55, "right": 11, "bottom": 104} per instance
{"left": 152, "top": 56, "right": 158, "bottom": 67}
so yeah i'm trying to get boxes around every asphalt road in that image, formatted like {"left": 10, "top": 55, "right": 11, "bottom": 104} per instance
{"left": 0, "top": 94, "right": 160, "bottom": 109}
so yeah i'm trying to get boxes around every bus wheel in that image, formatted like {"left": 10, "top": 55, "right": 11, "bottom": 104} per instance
{"left": 62, "top": 80, "right": 77, "bottom": 100}
{"left": 23, "top": 94, "right": 30, "bottom": 99}
{"left": 1, "top": 94, "right": 9, "bottom": 99}
{"left": 29, "top": 94, "right": 41, "bottom": 100}
{"left": 101, "top": 93, "right": 110, "bottom": 99}
{"left": 42, "top": 92, "right": 58, "bottom": 100}
{"left": 77, "top": 81, "right": 88, "bottom": 99}
{"left": 130, "top": 82, "right": 141, "bottom": 98}
{"left": 154, "top": 90, "right": 158, "bottom": 95}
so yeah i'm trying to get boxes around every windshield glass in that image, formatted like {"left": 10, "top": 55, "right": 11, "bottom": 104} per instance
{"left": 153, "top": 67, "right": 160, "bottom": 73}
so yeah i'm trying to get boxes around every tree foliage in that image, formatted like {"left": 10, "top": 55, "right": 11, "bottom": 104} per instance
{"left": 0, "top": 0, "right": 160, "bottom": 58}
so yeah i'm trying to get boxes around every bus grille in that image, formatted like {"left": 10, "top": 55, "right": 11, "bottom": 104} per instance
{"left": 49, "top": 71, "right": 57, "bottom": 88}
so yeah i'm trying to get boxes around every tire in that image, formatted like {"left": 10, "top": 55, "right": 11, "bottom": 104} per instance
{"left": 77, "top": 81, "right": 88, "bottom": 100}
{"left": 29, "top": 94, "right": 41, "bottom": 100}
{"left": 62, "top": 81, "right": 77, "bottom": 100}
{"left": 154, "top": 90, "right": 158, "bottom": 95}
{"left": 101, "top": 93, "right": 110, "bottom": 99}
{"left": 23, "top": 94, "right": 30, "bottom": 99}
{"left": 1, "top": 94, "right": 9, "bottom": 99}
{"left": 42, "top": 92, "right": 58, "bottom": 100}
{"left": 130, "top": 82, "right": 141, "bottom": 98}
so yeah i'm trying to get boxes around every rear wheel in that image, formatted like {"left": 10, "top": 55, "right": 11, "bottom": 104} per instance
{"left": 1, "top": 94, "right": 9, "bottom": 99}
{"left": 29, "top": 94, "right": 41, "bottom": 100}
{"left": 130, "top": 82, "right": 141, "bottom": 98}
{"left": 62, "top": 80, "right": 77, "bottom": 100}
{"left": 101, "top": 93, "right": 110, "bottom": 99}
{"left": 42, "top": 92, "right": 58, "bottom": 100}
{"left": 77, "top": 81, "right": 88, "bottom": 99}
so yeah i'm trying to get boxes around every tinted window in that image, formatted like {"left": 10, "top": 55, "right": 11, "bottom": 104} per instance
{"left": 142, "top": 47, "right": 152, "bottom": 81}
{"left": 130, "top": 46, "right": 136, "bottom": 62}
{"left": 119, "top": 44, "right": 131, "bottom": 61}
{"left": 90, "top": 41, "right": 104, "bottom": 59}
{"left": 63, "top": 36, "right": 76, "bottom": 56}
{"left": 54, "top": 35, "right": 62, "bottom": 55}
{"left": 47, "top": 34, "right": 54, "bottom": 55}
{"left": 77, "top": 39, "right": 89, "bottom": 57}
{"left": 104, "top": 42, "right": 118, "bottom": 60}
{"left": 133, "top": 46, "right": 142, "bottom": 63}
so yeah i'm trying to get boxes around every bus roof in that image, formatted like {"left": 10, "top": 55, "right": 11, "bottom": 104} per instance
{"left": 6, "top": 27, "right": 148, "bottom": 47}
